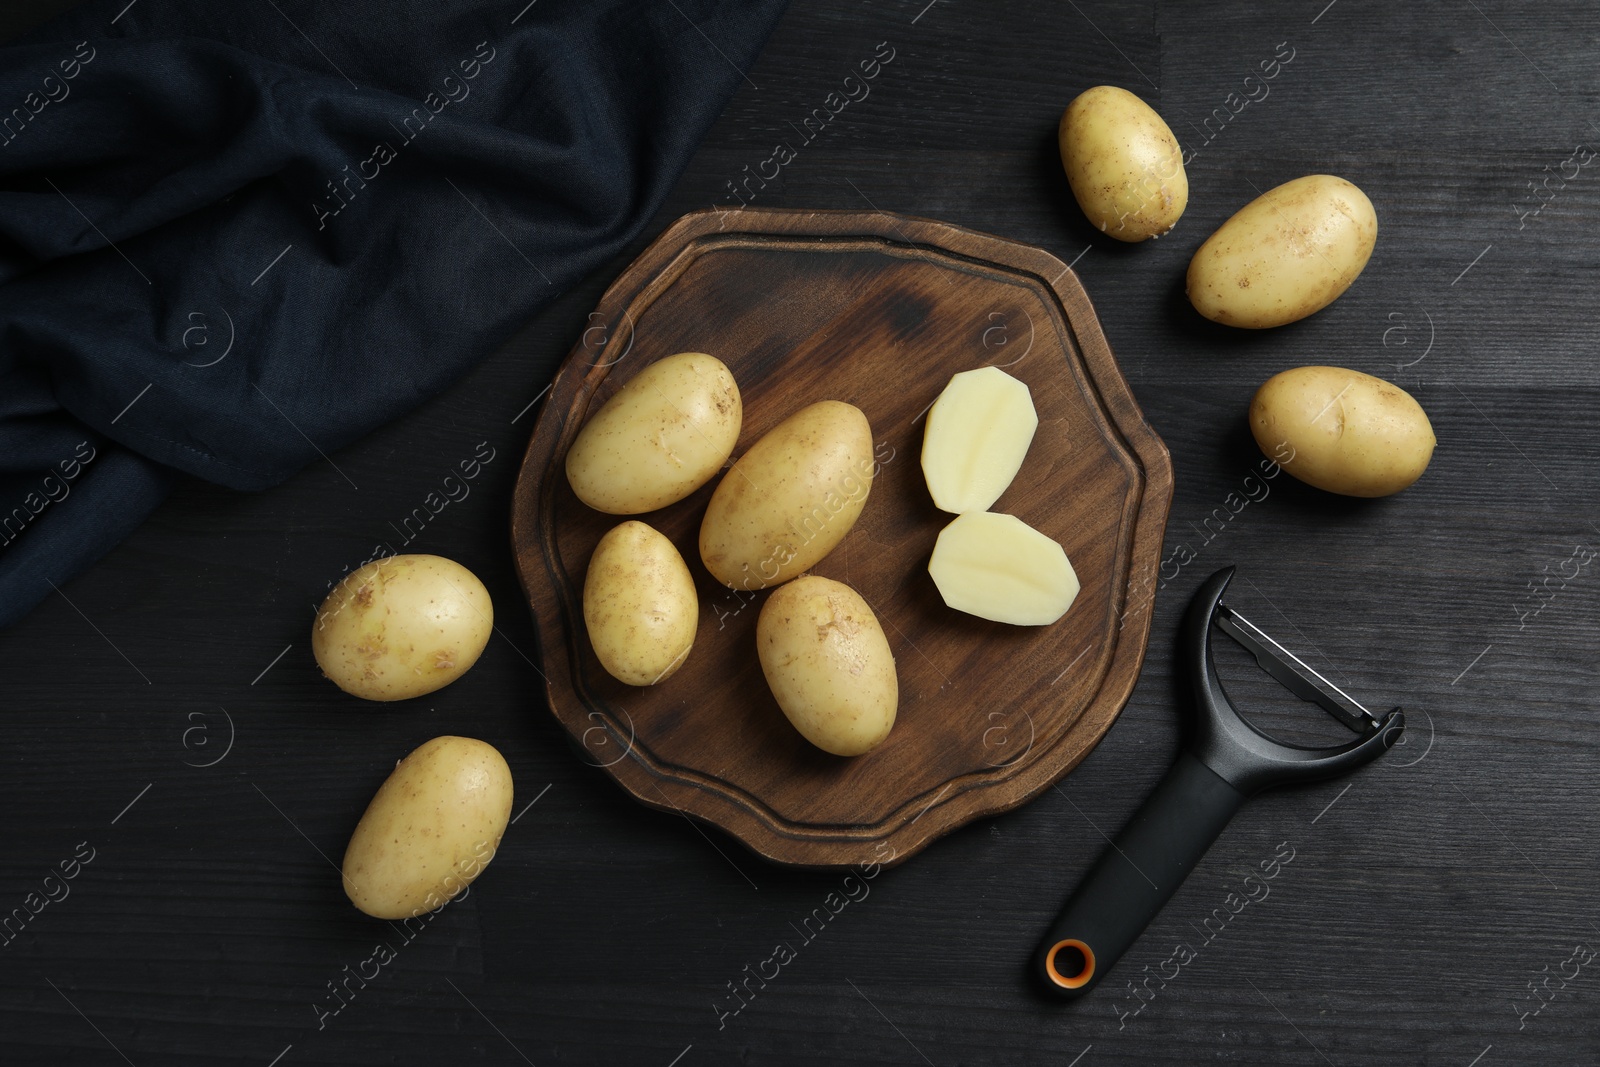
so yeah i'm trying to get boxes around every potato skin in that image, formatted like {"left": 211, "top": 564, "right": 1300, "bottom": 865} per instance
{"left": 583, "top": 521, "right": 698, "bottom": 686}
{"left": 699, "top": 400, "right": 876, "bottom": 591}
{"left": 312, "top": 554, "right": 492, "bottom": 702}
{"left": 565, "top": 352, "right": 742, "bottom": 514}
{"left": 342, "top": 736, "right": 513, "bottom": 920}
{"left": 1250, "top": 366, "right": 1436, "bottom": 497}
{"left": 1187, "top": 174, "right": 1377, "bottom": 328}
{"left": 1059, "top": 85, "right": 1188, "bottom": 242}
{"left": 757, "top": 576, "right": 897, "bottom": 757}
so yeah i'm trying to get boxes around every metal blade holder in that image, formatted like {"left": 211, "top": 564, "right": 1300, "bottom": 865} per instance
{"left": 1034, "top": 566, "right": 1404, "bottom": 999}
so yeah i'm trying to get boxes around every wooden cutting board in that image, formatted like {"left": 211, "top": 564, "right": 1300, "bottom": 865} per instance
{"left": 510, "top": 207, "right": 1173, "bottom": 869}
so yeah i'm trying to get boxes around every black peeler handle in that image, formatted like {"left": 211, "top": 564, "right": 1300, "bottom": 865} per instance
{"left": 1033, "top": 567, "right": 1403, "bottom": 1001}
{"left": 1035, "top": 751, "right": 1245, "bottom": 998}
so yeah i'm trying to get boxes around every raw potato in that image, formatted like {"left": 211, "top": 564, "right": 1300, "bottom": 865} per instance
{"left": 757, "top": 576, "right": 898, "bottom": 757}
{"left": 1250, "top": 366, "right": 1436, "bottom": 497}
{"left": 929, "top": 512, "right": 1080, "bottom": 626}
{"left": 565, "top": 352, "right": 742, "bottom": 514}
{"left": 1059, "top": 85, "right": 1188, "bottom": 242}
{"left": 313, "top": 554, "right": 492, "bottom": 702}
{"left": 342, "top": 736, "right": 513, "bottom": 920}
{"left": 1187, "top": 174, "right": 1377, "bottom": 328}
{"left": 922, "top": 367, "right": 1038, "bottom": 513}
{"left": 583, "top": 521, "right": 698, "bottom": 685}
{"left": 700, "top": 400, "right": 876, "bottom": 591}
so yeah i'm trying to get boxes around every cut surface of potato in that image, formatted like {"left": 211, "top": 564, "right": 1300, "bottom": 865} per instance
{"left": 928, "top": 512, "right": 1079, "bottom": 626}
{"left": 921, "top": 367, "right": 1038, "bottom": 513}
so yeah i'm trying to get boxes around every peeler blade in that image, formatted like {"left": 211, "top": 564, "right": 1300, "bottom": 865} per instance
{"left": 1214, "top": 604, "right": 1382, "bottom": 734}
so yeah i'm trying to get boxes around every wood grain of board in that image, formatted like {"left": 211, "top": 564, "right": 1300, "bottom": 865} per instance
{"left": 512, "top": 208, "right": 1173, "bottom": 867}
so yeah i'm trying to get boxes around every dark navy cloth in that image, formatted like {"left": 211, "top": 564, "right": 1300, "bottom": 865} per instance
{"left": 0, "top": 0, "right": 786, "bottom": 627}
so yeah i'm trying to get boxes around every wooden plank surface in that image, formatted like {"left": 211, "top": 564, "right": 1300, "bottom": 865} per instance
{"left": 3, "top": 0, "right": 1598, "bottom": 1063}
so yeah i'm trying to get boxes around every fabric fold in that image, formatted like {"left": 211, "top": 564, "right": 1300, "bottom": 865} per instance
{"left": 0, "top": 0, "right": 789, "bottom": 628}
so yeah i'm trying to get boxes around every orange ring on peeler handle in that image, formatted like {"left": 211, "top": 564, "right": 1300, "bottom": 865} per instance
{"left": 1045, "top": 938, "right": 1095, "bottom": 989}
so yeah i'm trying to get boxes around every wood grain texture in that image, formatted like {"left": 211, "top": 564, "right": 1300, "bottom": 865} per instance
{"left": 4, "top": 0, "right": 1600, "bottom": 1064}
{"left": 511, "top": 208, "right": 1172, "bottom": 868}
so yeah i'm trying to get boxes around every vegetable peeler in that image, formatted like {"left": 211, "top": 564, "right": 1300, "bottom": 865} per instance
{"left": 1034, "top": 566, "right": 1404, "bottom": 998}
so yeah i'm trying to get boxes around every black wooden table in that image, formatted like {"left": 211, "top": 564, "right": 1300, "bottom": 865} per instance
{"left": 4, "top": 1, "right": 1598, "bottom": 1063}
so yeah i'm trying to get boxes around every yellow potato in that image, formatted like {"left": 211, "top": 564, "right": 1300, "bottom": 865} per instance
{"left": 565, "top": 352, "right": 742, "bottom": 514}
{"left": 699, "top": 400, "right": 876, "bottom": 591}
{"left": 583, "top": 520, "right": 698, "bottom": 685}
{"left": 1059, "top": 85, "right": 1188, "bottom": 242}
{"left": 922, "top": 367, "right": 1038, "bottom": 513}
{"left": 928, "top": 512, "right": 1080, "bottom": 625}
{"left": 757, "top": 576, "right": 897, "bottom": 757}
{"left": 342, "top": 736, "right": 513, "bottom": 920}
{"left": 1250, "top": 366, "right": 1435, "bottom": 497}
{"left": 313, "top": 554, "right": 492, "bottom": 702}
{"left": 1187, "top": 174, "right": 1377, "bottom": 328}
